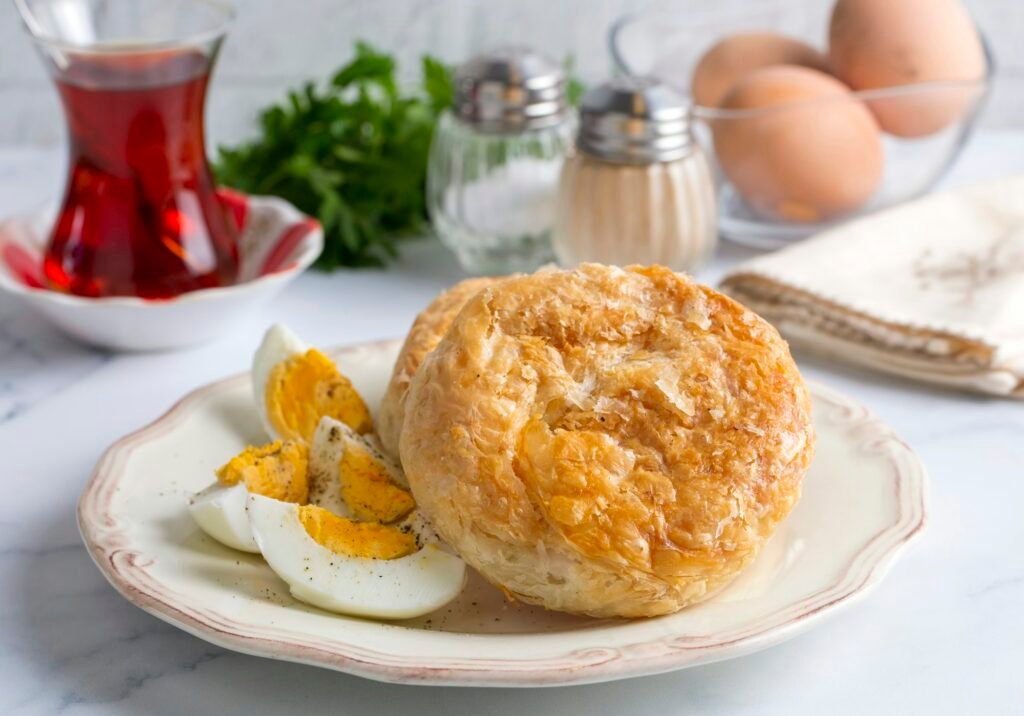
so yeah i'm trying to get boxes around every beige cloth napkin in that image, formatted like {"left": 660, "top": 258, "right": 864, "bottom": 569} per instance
{"left": 720, "top": 176, "right": 1024, "bottom": 398}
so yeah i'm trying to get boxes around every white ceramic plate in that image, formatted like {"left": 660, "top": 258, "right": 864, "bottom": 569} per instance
{"left": 78, "top": 339, "right": 927, "bottom": 687}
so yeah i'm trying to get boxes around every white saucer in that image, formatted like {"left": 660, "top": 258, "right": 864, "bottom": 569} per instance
{"left": 0, "top": 191, "right": 322, "bottom": 351}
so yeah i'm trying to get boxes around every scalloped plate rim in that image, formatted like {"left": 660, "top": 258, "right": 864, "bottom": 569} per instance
{"left": 77, "top": 338, "right": 928, "bottom": 687}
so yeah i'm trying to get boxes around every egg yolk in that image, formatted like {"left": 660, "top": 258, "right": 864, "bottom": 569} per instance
{"left": 217, "top": 440, "right": 309, "bottom": 503}
{"left": 298, "top": 504, "right": 418, "bottom": 559}
{"left": 266, "top": 349, "right": 373, "bottom": 443}
{"left": 340, "top": 441, "right": 415, "bottom": 523}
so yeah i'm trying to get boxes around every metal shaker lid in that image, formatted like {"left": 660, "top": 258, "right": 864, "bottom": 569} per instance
{"left": 454, "top": 47, "right": 567, "bottom": 133}
{"left": 577, "top": 76, "right": 692, "bottom": 164}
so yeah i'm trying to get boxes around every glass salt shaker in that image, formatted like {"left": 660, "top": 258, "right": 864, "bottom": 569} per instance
{"left": 554, "top": 77, "right": 718, "bottom": 271}
{"left": 427, "top": 48, "right": 573, "bottom": 274}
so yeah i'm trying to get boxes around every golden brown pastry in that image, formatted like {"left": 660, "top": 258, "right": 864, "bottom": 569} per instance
{"left": 378, "top": 276, "right": 502, "bottom": 459}
{"left": 400, "top": 264, "right": 814, "bottom": 618}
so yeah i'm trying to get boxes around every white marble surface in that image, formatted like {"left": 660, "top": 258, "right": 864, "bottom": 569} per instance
{"left": 1, "top": 135, "right": 1023, "bottom": 714}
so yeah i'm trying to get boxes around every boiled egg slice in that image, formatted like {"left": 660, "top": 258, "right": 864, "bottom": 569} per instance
{"left": 248, "top": 495, "right": 466, "bottom": 619}
{"left": 308, "top": 417, "right": 413, "bottom": 517}
{"left": 190, "top": 439, "right": 342, "bottom": 552}
{"left": 252, "top": 324, "right": 373, "bottom": 444}
{"left": 189, "top": 482, "right": 258, "bottom": 552}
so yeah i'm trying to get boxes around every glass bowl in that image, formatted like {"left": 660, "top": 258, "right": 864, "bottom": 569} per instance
{"left": 609, "top": 10, "right": 995, "bottom": 249}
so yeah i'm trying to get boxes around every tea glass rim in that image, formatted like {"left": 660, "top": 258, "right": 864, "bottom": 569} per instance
{"left": 14, "top": 0, "right": 235, "bottom": 55}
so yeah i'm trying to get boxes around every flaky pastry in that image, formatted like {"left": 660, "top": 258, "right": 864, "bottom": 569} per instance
{"left": 400, "top": 264, "right": 814, "bottom": 618}
{"left": 378, "top": 276, "right": 501, "bottom": 458}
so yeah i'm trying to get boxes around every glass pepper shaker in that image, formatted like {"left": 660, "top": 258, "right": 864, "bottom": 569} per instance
{"left": 554, "top": 77, "right": 718, "bottom": 271}
{"left": 427, "top": 48, "right": 573, "bottom": 274}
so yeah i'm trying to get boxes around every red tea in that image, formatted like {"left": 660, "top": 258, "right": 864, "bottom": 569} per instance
{"left": 45, "top": 49, "right": 238, "bottom": 298}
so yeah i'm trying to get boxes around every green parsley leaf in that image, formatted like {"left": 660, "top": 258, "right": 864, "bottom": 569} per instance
{"left": 214, "top": 43, "right": 583, "bottom": 269}
{"left": 215, "top": 43, "right": 453, "bottom": 268}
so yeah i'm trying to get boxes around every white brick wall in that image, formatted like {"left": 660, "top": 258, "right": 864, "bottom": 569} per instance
{"left": 1, "top": 0, "right": 1021, "bottom": 148}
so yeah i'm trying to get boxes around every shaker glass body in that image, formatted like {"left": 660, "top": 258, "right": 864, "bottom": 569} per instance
{"left": 427, "top": 112, "right": 572, "bottom": 275}
{"left": 554, "top": 149, "right": 718, "bottom": 271}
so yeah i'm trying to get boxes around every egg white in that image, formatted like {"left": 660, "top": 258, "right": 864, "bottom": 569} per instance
{"left": 251, "top": 323, "right": 309, "bottom": 442}
{"left": 248, "top": 494, "right": 466, "bottom": 619}
{"left": 189, "top": 482, "right": 260, "bottom": 553}
{"left": 189, "top": 421, "right": 349, "bottom": 553}
{"left": 306, "top": 416, "right": 350, "bottom": 517}
{"left": 308, "top": 416, "right": 409, "bottom": 504}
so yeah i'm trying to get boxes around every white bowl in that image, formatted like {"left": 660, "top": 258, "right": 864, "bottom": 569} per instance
{"left": 0, "top": 191, "right": 322, "bottom": 351}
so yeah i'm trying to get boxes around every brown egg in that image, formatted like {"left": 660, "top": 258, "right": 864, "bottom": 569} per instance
{"left": 691, "top": 32, "right": 831, "bottom": 108}
{"left": 712, "top": 65, "right": 883, "bottom": 223}
{"left": 829, "top": 0, "right": 986, "bottom": 138}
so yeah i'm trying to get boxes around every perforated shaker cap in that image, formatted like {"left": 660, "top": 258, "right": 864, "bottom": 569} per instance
{"left": 453, "top": 47, "right": 567, "bottom": 133}
{"left": 577, "top": 76, "right": 692, "bottom": 164}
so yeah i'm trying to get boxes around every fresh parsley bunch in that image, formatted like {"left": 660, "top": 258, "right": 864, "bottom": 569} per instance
{"left": 216, "top": 43, "right": 454, "bottom": 268}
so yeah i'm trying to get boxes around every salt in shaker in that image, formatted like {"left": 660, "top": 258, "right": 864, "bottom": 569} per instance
{"left": 427, "top": 48, "right": 573, "bottom": 274}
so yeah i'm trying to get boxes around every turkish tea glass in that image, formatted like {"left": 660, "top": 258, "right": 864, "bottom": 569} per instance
{"left": 16, "top": 0, "right": 239, "bottom": 298}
